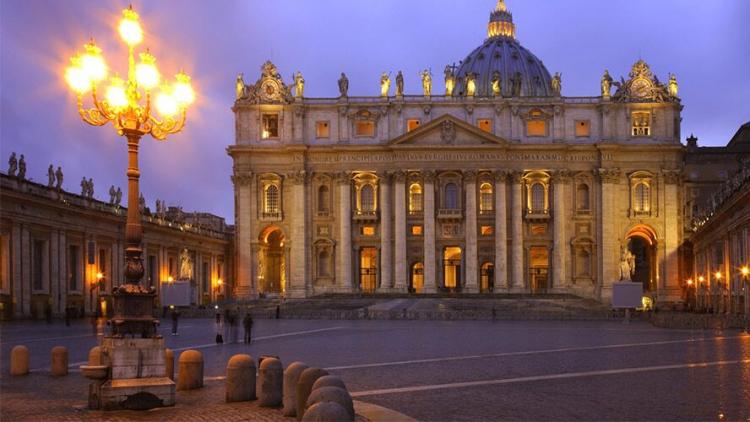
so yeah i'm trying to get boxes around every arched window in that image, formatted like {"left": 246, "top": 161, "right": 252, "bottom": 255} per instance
{"left": 360, "top": 184, "right": 375, "bottom": 212}
{"left": 530, "top": 183, "right": 545, "bottom": 212}
{"left": 576, "top": 184, "right": 590, "bottom": 211}
{"left": 479, "top": 183, "right": 493, "bottom": 213}
{"left": 409, "top": 183, "right": 423, "bottom": 213}
{"left": 265, "top": 185, "right": 279, "bottom": 214}
{"left": 444, "top": 183, "right": 458, "bottom": 209}
{"left": 634, "top": 182, "right": 650, "bottom": 212}
{"left": 317, "top": 185, "right": 330, "bottom": 214}
{"left": 317, "top": 250, "right": 330, "bottom": 277}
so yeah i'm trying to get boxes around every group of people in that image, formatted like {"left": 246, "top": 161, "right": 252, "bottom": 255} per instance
{"left": 169, "top": 306, "right": 254, "bottom": 344}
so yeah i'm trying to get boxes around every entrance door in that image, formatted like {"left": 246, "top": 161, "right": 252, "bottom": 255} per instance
{"left": 360, "top": 248, "right": 377, "bottom": 293}
{"left": 443, "top": 247, "right": 462, "bottom": 291}
{"left": 481, "top": 262, "right": 494, "bottom": 293}
{"left": 410, "top": 262, "right": 424, "bottom": 294}
{"left": 529, "top": 246, "right": 549, "bottom": 293}
{"left": 262, "top": 229, "right": 284, "bottom": 294}
{"left": 628, "top": 236, "right": 655, "bottom": 292}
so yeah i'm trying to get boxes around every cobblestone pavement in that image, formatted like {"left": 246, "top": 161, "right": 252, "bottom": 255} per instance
{"left": 3, "top": 315, "right": 750, "bottom": 420}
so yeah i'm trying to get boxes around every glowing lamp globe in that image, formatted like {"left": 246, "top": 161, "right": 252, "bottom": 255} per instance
{"left": 118, "top": 7, "right": 143, "bottom": 46}
{"left": 105, "top": 76, "right": 128, "bottom": 109}
{"left": 172, "top": 72, "right": 195, "bottom": 106}
{"left": 81, "top": 41, "right": 107, "bottom": 83}
{"left": 155, "top": 91, "right": 178, "bottom": 116}
{"left": 135, "top": 52, "right": 159, "bottom": 90}
{"left": 65, "top": 58, "right": 90, "bottom": 94}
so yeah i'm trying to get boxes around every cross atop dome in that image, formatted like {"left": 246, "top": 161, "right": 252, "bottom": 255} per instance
{"left": 488, "top": 0, "right": 515, "bottom": 39}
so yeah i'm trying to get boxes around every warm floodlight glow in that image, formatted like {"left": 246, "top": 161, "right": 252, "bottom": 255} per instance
{"left": 172, "top": 72, "right": 195, "bottom": 106}
{"left": 105, "top": 76, "right": 128, "bottom": 109}
{"left": 698, "top": 276, "right": 705, "bottom": 283}
{"left": 118, "top": 7, "right": 143, "bottom": 46}
{"left": 65, "top": 56, "right": 90, "bottom": 94}
{"left": 135, "top": 52, "right": 159, "bottom": 90}
{"left": 81, "top": 41, "right": 107, "bottom": 83}
{"left": 686, "top": 279, "right": 693, "bottom": 286}
{"left": 715, "top": 271, "right": 722, "bottom": 280}
{"left": 217, "top": 279, "right": 223, "bottom": 286}
{"left": 167, "top": 276, "right": 174, "bottom": 283}
{"left": 155, "top": 90, "right": 178, "bottom": 116}
{"left": 742, "top": 267, "right": 749, "bottom": 277}
{"left": 96, "top": 272, "right": 104, "bottom": 280}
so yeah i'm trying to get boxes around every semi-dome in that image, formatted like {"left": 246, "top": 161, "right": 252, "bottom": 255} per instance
{"left": 451, "top": 0, "right": 554, "bottom": 98}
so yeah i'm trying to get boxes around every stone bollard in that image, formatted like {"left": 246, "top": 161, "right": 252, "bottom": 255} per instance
{"left": 296, "top": 367, "right": 328, "bottom": 421}
{"left": 10, "top": 345, "right": 29, "bottom": 376}
{"left": 283, "top": 361, "right": 309, "bottom": 417}
{"left": 311, "top": 375, "right": 347, "bottom": 392}
{"left": 51, "top": 346, "right": 68, "bottom": 376}
{"left": 258, "top": 357, "right": 283, "bottom": 407}
{"left": 302, "top": 401, "right": 351, "bottom": 422}
{"left": 165, "top": 348, "right": 174, "bottom": 380}
{"left": 88, "top": 346, "right": 103, "bottom": 365}
{"left": 306, "top": 386, "right": 355, "bottom": 421}
{"left": 226, "top": 354, "right": 256, "bottom": 403}
{"left": 177, "top": 350, "right": 203, "bottom": 391}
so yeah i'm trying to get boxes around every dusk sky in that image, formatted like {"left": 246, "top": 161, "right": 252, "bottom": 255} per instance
{"left": 2, "top": 0, "right": 748, "bottom": 224}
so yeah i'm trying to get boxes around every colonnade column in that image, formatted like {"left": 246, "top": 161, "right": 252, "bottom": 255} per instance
{"left": 378, "top": 173, "right": 393, "bottom": 291}
{"left": 336, "top": 172, "right": 353, "bottom": 292}
{"left": 464, "top": 171, "right": 478, "bottom": 293}
{"left": 423, "top": 171, "right": 437, "bottom": 293}
{"left": 510, "top": 172, "right": 524, "bottom": 291}
{"left": 232, "top": 172, "right": 254, "bottom": 299}
{"left": 663, "top": 169, "right": 681, "bottom": 302}
{"left": 393, "top": 171, "right": 407, "bottom": 292}
{"left": 494, "top": 171, "right": 508, "bottom": 290}
{"left": 288, "top": 171, "right": 308, "bottom": 298}
{"left": 598, "top": 168, "right": 621, "bottom": 302}
{"left": 552, "top": 171, "right": 570, "bottom": 290}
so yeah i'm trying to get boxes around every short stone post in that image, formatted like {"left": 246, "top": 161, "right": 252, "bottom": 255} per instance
{"left": 226, "top": 354, "right": 256, "bottom": 403}
{"left": 258, "top": 357, "right": 283, "bottom": 407}
{"left": 165, "top": 348, "right": 174, "bottom": 380}
{"left": 10, "top": 345, "right": 29, "bottom": 376}
{"left": 283, "top": 361, "right": 309, "bottom": 417}
{"left": 51, "top": 346, "right": 68, "bottom": 376}
{"left": 88, "top": 346, "right": 103, "bottom": 365}
{"left": 296, "top": 367, "right": 328, "bottom": 420}
{"left": 306, "top": 386, "right": 354, "bottom": 421}
{"left": 311, "top": 375, "right": 347, "bottom": 392}
{"left": 302, "top": 402, "right": 351, "bottom": 422}
{"left": 177, "top": 350, "right": 203, "bottom": 391}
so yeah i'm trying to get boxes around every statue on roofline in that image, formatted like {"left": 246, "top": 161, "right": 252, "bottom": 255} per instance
{"left": 420, "top": 69, "right": 432, "bottom": 97}
{"left": 8, "top": 152, "right": 17, "bottom": 177}
{"left": 395, "top": 70, "right": 404, "bottom": 97}
{"left": 380, "top": 72, "right": 391, "bottom": 97}
{"left": 338, "top": 72, "right": 349, "bottom": 98}
{"left": 601, "top": 69, "right": 613, "bottom": 98}
{"left": 293, "top": 71, "right": 304, "bottom": 98}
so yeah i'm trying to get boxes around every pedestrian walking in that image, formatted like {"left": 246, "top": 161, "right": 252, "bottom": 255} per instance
{"left": 243, "top": 312, "right": 254, "bottom": 344}
{"left": 491, "top": 306, "right": 496, "bottom": 322}
{"left": 215, "top": 311, "right": 224, "bottom": 344}
{"left": 170, "top": 306, "right": 180, "bottom": 336}
{"left": 275, "top": 304, "right": 280, "bottom": 319}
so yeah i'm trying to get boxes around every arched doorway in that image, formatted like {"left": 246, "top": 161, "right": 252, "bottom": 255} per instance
{"left": 625, "top": 225, "right": 657, "bottom": 292}
{"left": 480, "top": 262, "right": 494, "bottom": 293}
{"left": 529, "top": 246, "right": 549, "bottom": 293}
{"left": 410, "top": 262, "right": 424, "bottom": 294}
{"left": 259, "top": 227, "right": 285, "bottom": 295}
{"left": 443, "top": 246, "right": 462, "bottom": 291}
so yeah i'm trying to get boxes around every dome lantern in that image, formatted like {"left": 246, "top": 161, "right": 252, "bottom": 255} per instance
{"left": 487, "top": 0, "right": 516, "bottom": 39}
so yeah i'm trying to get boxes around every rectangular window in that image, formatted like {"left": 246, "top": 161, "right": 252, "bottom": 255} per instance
{"left": 361, "top": 226, "right": 376, "bottom": 236}
{"left": 169, "top": 257, "right": 175, "bottom": 279}
{"left": 530, "top": 224, "right": 547, "bottom": 236}
{"left": 407, "top": 119, "right": 421, "bottom": 132}
{"left": 477, "top": 119, "right": 492, "bottom": 133}
{"left": 32, "top": 240, "right": 44, "bottom": 291}
{"left": 98, "top": 249, "right": 108, "bottom": 280}
{"left": 481, "top": 226, "right": 494, "bottom": 236}
{"left": 411, "top": 225, "right": 423, "bottom": 236}
{"left": 574, "top": 120, "right": 590, "bottom": 137}
{"left": 355, "top": 121, "right": 375, "bottom": 137}
{"left": 68, "top": 245, "right": 80, "bottom": 291}
{"left": 527, "top": 120, "right": 546, "bottom": 137}
{"left": 315, "top": 121, "right": 330, "bottom": 138}
{"left": 631, "top": 112, "right": 650, "bottom": 137}
{"left": 261, "top": 113, "right": 279, "bottom": 139}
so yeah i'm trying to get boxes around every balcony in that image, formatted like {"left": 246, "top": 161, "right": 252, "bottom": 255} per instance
{"left": 437, "top": 208, "right": 462, "bottom": 220}
{"left": 261, "top": 211, "right": 282, "bottom": 221}
{"left": 525, "top": 209, "right": 550, "bottom": 221}
{"left": 353, "top": 210, "right": 378, "bottom": 221}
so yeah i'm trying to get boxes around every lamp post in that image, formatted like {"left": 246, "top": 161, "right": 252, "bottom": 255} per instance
{"left": 65, "top": 6, "right": 194, "bottom": 337}
{"left": 686, "top": 278, "right": 694, "bottom": 311}
{"left": 742, "top": 266, "right": 749, "bottom": 332}
{"left": 698, "top": 275, "right": 705, "bottom": 312}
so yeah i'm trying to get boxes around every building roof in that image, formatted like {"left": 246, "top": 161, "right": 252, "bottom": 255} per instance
{"left": 727, "top": 121, "right": 750, "bottom": 150}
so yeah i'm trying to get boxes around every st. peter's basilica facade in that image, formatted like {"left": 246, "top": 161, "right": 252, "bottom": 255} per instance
{"left": 229, "top": 0, "right": 694, "bottom": 304}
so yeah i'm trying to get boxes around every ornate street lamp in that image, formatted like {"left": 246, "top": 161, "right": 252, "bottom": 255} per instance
{"left": 65, "top": 6, "right": 195, "bottom": 337}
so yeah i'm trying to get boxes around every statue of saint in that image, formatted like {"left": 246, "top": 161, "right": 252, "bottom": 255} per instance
{"left": 109, "top": 185, "right": 116, "bottom": 204}
{"left": 87, "top": 178, "right": 94, "bottom": 198}
{"left": 80, "top": 177, "right": 87, "bottom": 196}
{"left": 338, "top": 72, "right": 349, "bottom": 98}
{"left": 668, "top": 74, "right": 678, "bottom": 97}
{"left": 139, "top": 193, "right": 146, "bottom": 213}
{"left": 601, "top": 70, "right": 613, "bottom": 99}
{"left": 395, "top": 71, "right": 404, "bottom": 97}
{"left": 8, "top": 152, "right": 17, "bottom": 177}
{"left": 619, "top": 248, "right": 635, "bottom": 281}
{"left": 47, "top": 165, "right": 55, "bottom": 188}
{"left": 17, "top": 154, "right": 26, "bottom": 180}
{"left": 444, "top": 65, "right": 455, "bottom": 96}
{"left": 115, "top": 187, "right": 122, "bottom": 206}
{"left": 235, "top": 73, "right": 245, "bottom": 100}
{"left": 420, "top": 69, "right": 432, "bottom": 97}
{"left": 55, "top": 166, "right": 63, "bottom": 190}
{"left": 179, "top": 248, "right": 193, "bottom": 280}
{"left": 551, "top": 72, "right": 562, "bottom": 96}
{"left": 491, "top": 71, "right": 502, "bottom": 97}
{"left": 293, "top": 71, "right": 305, "bottom": 98}
{"left": 380, "top": 72, "right": 391, "bottom": 97}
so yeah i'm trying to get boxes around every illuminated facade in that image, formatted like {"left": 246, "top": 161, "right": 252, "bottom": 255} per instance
{"left": 229, "top": 0, "right": 695, "bottom": 303}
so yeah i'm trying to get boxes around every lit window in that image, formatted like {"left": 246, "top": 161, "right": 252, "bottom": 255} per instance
{"left": 527, "top": 120, "right": 546, "bottom": 137}
{"left": 316, "top": 121, "right": 330, "bottom": 138}
{"left": 575, "top": 120, "right": 590, "bottom": 137}
{"left": 362, "top": 226, "right": 376, "bottom": 236}
{"left": 444, "top": 183, "right": 458, "bottom": 209}
{"left": 409, "top": 183, "right": 423, "bottom": 214}
{"left": 261, "top": 114, "right": 279, "bottom": 139}
{"left": 407, "top": 119, "right": 421, "bottom": 132}
{"left": 576, "top": 184, "right": 590, "bottom": 211}
{"left": 479, "top": 183, "right": 493, "bottom": 213}
{"left": 481, "top": 226, "right": 493, "bottom": 236}
{"left": 477, "top": 119, "right": 492, "bottom": 133}
{"left": 530, "top": 183, "right": 545, "bottom": 212}
{"left": 531, "top": 224, "right": 547, "bottom": 235}
{"left": 355, "top": 121, "right": 375, "bottom": 137}
{"left": 360, "top": 184, "right": 375, "bottom": 212}
{"left": 634, "top": 182, "right": 650, "bottom": 212}
{"left": 411, "top": 225, "right": 423, "bottom": 235}
{"left": 632, "top": 112, "right": 650, "bottom": 137}
{"left": 265, "top": 185, "right": 279, "bottom": 213}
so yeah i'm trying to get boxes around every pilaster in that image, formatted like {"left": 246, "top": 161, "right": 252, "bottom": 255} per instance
{"left": 336, "top": 172, "right": 353, "bottom": 292}
{"left": 552, "top": 170, "right": 570, "bottom": 289}
{"left": 288, "top": 171, "right": 309, "bottom": 298}
{"left": 393, "top": 171, "right": 407, "bottom": 292}
{"left": 494, "top": 171, "right": 508, "bottom": 290}
{"left": 378, "top": 172, "right": 393, "bottom": 292}
{"left": 231, "top": 171, "right": 255, "bottom": 299}
{"left": 423, "top": 171, "right": 437, "bottom": 293}
{"left": 598, "top": 168, "right": 621, "bottom": 301}
{"left": 464, "top": 171, "right": 478, "bottom": 293}
{"left": 510, "top": 171, "right": 524, "bottom": 290}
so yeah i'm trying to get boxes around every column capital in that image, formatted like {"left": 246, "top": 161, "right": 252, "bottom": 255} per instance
{"left": 286, "top": 170, "right": 308, "bottom": 184}
{"left": 334, "top": 172, "right": 352, "bottom": 185}
{"left": 493, "top": 170, "right": 511, "bottom": 183}
{"left": 231, "top": 171, "right": 253, "bottom": 186}
{"left": 598, "top": 168, "right": 621, "bottom": 184}
{"left": 509, "top": 170, "right": 525, "bottom": 184}
{"left": 422, "top": 170, "right": 437, "bottom": 183}
{"left": 662, "top": 169, "right": 682, "bottom": 185}
{"left": 392, "top": 170, "right": 407, "bottom": 183}
{"left": 463, "top": 170, "right": 478, "bottom": 183}
{"left": 551, "top": 169, "right": 572, "bottom": 184}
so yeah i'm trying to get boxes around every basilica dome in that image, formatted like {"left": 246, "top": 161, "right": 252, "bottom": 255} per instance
{"left": 451, "top": 0, "right": 554, "bottom": 98}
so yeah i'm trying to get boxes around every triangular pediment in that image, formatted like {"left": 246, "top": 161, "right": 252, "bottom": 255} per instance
{"left": 389, "top": 114, "right": 508, "bottom": 146}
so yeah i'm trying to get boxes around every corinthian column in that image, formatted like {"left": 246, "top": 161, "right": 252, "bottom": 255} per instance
{"left": 423, "top": 171, "right": 437, "bottom": 293}
{"left": 232, "top": 171, "right": 254, "bottom": 299}
{"left": 510, "top": 171, "right": 524, "bottom": 291}
{"left": 552, "top": 170, "right": 570, "bottom": 290}
{"left": 598, "top": 168, "right": 620, "bottom": 301}
{"left": 336, "top": 172, "right": 353, "bottom": 292}
{"left": 378, "top": 172, "right": 393, "bottom": 292}
{"left": 464, "top": 171, "right": 478, "bottom": 293}
{"left": 494, "top": 171, "right": 508, "bottom": 290}
{"left": 393, "top": 171, "right": 407, "bottom": 292}
{"left": 288, "top": 171, "right": 308, "bottom": 298}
